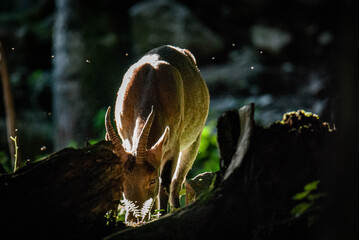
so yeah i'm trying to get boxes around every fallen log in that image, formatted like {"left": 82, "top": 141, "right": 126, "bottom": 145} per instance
{"left": 0, "top": 104, "right": 336, "bottom": 240}
{"left": 0, "top": 141, "right": 123, "bottom": 239}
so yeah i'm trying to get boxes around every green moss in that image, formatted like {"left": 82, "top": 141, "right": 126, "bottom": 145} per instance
{"left": 271, "top": 110, "right": 335, "bottom": 134}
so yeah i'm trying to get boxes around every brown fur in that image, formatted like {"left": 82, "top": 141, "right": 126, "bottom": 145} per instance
{"left": 106, "top": 45, "right": 209, "bottom": 224}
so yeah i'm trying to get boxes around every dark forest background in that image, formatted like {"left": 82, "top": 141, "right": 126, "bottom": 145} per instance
{"left": 0, "top": 0, "right": 341, "bottom": 172}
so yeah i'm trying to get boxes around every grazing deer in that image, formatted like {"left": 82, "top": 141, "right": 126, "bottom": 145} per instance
{"left": 105, "top": 45, "right": 209, "bottom": 224}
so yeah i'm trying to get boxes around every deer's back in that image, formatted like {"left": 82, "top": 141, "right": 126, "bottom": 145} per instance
{"left": 116, "top": 45, "right": 209, "bottom": 152}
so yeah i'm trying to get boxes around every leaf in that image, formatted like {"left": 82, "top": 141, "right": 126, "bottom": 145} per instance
{"left": 292, "top": 191, "right": 310, "bottom": 201}
{"left": 117, "top": 212, "right": 126, "bottom": 222}
{"left": 141, "top": 198, "right": 154, "bottom": 221}
{"left": 153, "top": 209, "right": 165, "bottom": 213}
{"left": 304, "top": 180, "right": 320, "bottom": 192}
{"left": 291, "top": 202, "right": 313, "bottom": 218}
{"left": 292, "top": 180, "right": 321, "bottom": 201}
{"left": 179, "top": 188, "right": 186, "bottom": 196}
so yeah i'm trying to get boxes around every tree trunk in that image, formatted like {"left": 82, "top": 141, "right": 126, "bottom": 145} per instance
{"left": 52, "top": 0, "right": 87, "bottom": 150}
{"left": 325, "top": 1, "right": 359, "bottom": 239}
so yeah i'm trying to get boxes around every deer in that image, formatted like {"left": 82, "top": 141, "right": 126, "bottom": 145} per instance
{"left": 105, "top": 45, "right": 209, "bottom": 225}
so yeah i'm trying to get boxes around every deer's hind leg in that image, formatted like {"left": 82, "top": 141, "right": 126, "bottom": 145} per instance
{"left": 169, "top": 133, "right": 202, "bottom": 209}
{"left": 159, "top": 160, "right": 172, "bottom": 213}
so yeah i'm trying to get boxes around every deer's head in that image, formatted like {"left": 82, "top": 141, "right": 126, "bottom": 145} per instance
{"left": 105, "top": 107, "right": 169, "bottom": 224}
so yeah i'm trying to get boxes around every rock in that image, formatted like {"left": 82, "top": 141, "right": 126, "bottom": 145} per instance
{"left": 210, "top": 96, "right": 239, "bottom": 114}
{"left": 129, "top": 0, "right": 224, "bottom": 59}
{"left": 200, "top": 47, "right": 263, "bottom": 95}
{"left": 250, "top": 25, "right": 292, "bottom": 54}
{"left": 300, "top": 70, "right": 327, "bottom": 97}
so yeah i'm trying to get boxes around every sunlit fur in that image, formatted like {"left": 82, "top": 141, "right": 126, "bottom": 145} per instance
{"left": 106, "top": 45, "right": 209, "bottom": 225}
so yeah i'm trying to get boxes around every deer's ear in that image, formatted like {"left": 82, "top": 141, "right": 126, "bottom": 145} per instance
{"left": 148, "top": 126, "right": 169, "bottom": 166}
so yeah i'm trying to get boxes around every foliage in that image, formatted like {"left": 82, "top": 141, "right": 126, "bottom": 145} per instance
{"left": 105, "top": 204, "right": 164, "bottom": 228}
{"left": 67, "top": 140, "right": 78, "bottom": 149}
{"left": 105, "top": 208, "right": 123, "bottom": 227}
{"left": 93, "top": 108, "right": 107, "bottom": 137}
{"left": 0, "top": 151, "right": 11, "bottom": 173}
{"left": 291, "top": 180, "right": 326, "bottom": 226}
{"left": 188, "top": 122, "right": 219, "bottom": 179}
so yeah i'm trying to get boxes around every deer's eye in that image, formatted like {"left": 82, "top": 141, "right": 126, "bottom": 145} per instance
{"left": 150, "top": 178, "right": 157, "bottom": 185}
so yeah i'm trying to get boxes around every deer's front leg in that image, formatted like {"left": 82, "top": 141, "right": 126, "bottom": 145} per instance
{"left": 170, "top": 134, "right": 202, "bottom": 209}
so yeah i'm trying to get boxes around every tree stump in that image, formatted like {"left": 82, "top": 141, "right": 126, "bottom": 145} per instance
{"left": 185, "top": 171, "right": 217, "bottom": 205}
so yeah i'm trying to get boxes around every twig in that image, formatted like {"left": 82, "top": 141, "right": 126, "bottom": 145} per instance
{"left": 10, "top": 136, "right": 19, "bottom": 172}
